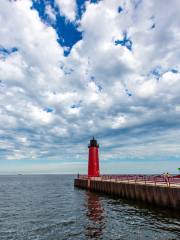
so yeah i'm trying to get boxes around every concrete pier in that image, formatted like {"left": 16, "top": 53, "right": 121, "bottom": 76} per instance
{"left": 74, "top": 177, "right": 180, "bottom": 209}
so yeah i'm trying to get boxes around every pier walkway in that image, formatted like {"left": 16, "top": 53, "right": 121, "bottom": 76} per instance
{"left": 78, "top": 174, "right": 180, "bottom": 188}
{"left": 75, "top": 174, "right": 180, "bottom": 209}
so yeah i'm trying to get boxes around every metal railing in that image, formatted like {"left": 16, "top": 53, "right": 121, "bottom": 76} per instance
{"left": 77, "top": 174, "right": 180, "bottom": 187}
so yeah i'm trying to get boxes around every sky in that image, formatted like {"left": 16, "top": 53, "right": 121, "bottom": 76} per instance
{"left": 0, "top": 0, "right": 180, "bottom": 174}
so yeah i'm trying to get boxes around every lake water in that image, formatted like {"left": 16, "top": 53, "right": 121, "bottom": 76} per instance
{"left": 0, "top": 175, "right": 179, "bottom": 240}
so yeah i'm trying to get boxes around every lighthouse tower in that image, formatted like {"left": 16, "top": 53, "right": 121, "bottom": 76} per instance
{"left": 88, "top": 137, "right": 100, "bottom": 177}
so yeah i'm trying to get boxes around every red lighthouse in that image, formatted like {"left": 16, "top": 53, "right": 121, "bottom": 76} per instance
{"left": 88, "top": 137, "right": 100, "bottom": 177}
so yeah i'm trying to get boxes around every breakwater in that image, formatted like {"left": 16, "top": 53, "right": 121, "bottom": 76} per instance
{"left": 74, "top": 176, "right": 180, "bottom": 209}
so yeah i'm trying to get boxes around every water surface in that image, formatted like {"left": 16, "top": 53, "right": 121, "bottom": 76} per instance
{"left": 0, "top": 175, "right": 179, "bottom": 240}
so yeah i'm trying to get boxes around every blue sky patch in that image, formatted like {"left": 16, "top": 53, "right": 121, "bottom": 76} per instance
{"left": 32, "top": 0, "right": 83, "bottom": 56}
{"left": 125, "top": 88, "right": 132, "bottom": 97}
{"left": 115, "top": 32, "right": 132, "bottom": 51}
{"left": 90, "top": 0, "right": 101, "bottom": 3}
{"left": 150, "top": 67, "right": 178, "bottom": 80}
{"left": 118, "top": 6, "right": 123, "bottom": 13}
{"left": 71, "top": 101, "right": 81, "bottom": 109}
{"left": 171, "top": 69, "right": 178, "bottom": 74}
{"left": 43, "top": 107, "right": 54, "bottom": 113}
{"left": 150, "top": 67, "right": 162, "bottom": 80}
{"left": 97, "top": 84, "right": 102, "bottom": 92}
{"left": 151, "top": 23, "right": 155, "bottom": 29}
{"left": 0, "top": 47, "right": 18, "bottom": 57}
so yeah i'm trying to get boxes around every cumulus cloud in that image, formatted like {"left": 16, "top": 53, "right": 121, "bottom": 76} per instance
{"left": 0, "top": 0, "right": 180, "bottom": 173}
{"left": 55, "top": 0, "right": 77, "bottom": 21}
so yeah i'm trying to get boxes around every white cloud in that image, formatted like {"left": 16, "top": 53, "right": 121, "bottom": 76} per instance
{"left": 30, "top": 105, "right": 54, "bottom": 125}
{"left": 136, "top": 79, "right": 157, "bottom": 98}
{"left": 50, "top": 126, "right": 68, "bottom": 137}
{"left": 111, "top": 115, "right": 127, "bottom": 129}
{"left": 45, "top": 4, "right": 56, "bottom": 22}
{"left": 55, "top": 0, "right": 76, "bottom": 21}
{"left": 0, "top": 0, "right": 180, "bottom": 173}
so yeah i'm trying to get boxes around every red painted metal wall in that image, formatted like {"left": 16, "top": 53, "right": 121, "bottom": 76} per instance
{"left": 88, "top": 146, "right": 100, "bottom": 177}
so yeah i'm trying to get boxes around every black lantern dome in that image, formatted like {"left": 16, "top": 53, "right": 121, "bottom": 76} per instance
{"left": 88, "top": 137, "right": 99, "bottom": 148}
